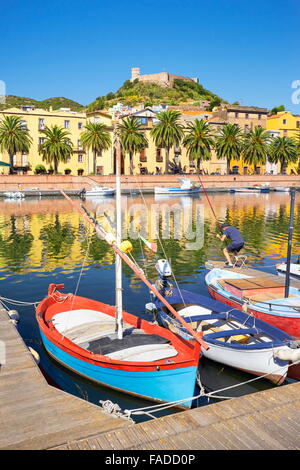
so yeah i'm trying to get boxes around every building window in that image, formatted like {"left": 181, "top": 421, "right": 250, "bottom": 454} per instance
{"left": 139, "top": 117, "right": 147, "bottom": 125}
{"left": 156, "top": 148, "right": 163, "bottom": 162}
{"left": 64, "top": 120, "right": 70, "bottom": 129}
{"left": 283, "top": 119, "right": 287, "bottom": 125}
{"left": 77, "top": 139, "right": 83, "bottom": 150}
{"left": 245, "top": 113, "right": 249, "bottom": 119}
{"left": 78, "top": 155, "right": 83, "bottom": 163}
{"left": 296, "top": 121, "right": 300, "bottom": 128}
{"left": 283, "top": 129, "right": 288, "bottom": 136}
{"left": 39, "top": 137, "right": 45, "bottom": 146}
{"left": 38, "top": 118, "right": 45, "bottom": 130}
{"left": 140, "top": 150, "right": 147, "bottom": 162}
{"left": 258, "top": 114, "right": 261, "bottom": 120}
{"left": 78, "top": 122, "right": 83, "bottom": 129}
{"left": 20, "top": 120, "right": 27, "bottom": 130}
{"left": 244, "top": 125, "right": 249, "bottom": 133}
{"left": 235, "top": 112, "right": 239, "bottom": 118}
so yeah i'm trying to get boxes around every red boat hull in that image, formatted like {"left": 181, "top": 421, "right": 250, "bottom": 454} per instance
{"left": 208, "top": 286, "right": 300, "bottom": 339}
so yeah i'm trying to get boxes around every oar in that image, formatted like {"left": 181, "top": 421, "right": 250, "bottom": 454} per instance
{"left": 60, "top": 190, "right": 209, "bottom": 350}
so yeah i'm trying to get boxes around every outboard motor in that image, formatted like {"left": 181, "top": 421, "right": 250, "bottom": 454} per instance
{"left": 145, "top": 259, "right": 173, "bottom": 321}
{"left": 155, "top": 259, "right": 173, "bottom": 296}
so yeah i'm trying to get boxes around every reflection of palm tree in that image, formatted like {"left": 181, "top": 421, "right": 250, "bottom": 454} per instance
{"left": 80, "top": 231, "right": 112, "bottom": 265}
{"left": 0, "top": 216, "right": 34, "bottom": 271}
{"left": 39, "top": 215, "right": 75, "bottom": 258}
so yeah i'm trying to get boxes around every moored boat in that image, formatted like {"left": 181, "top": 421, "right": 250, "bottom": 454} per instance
{"left": 205, "top": 267, "right": 300, "bottom": 338}
{"left": 36, "top": 283, "right": 201, "bottom": 407}
{"left": 276, "top": 260, "right": 300, "bottom": 280}
{"left": 148, "top": 260, "right": 300, "bottom": 385}
{"left": 79, "top": 185, "right": 115, "bottom": 197}
{"left": 154, "top": 177, "right": 200, "bottom": 195}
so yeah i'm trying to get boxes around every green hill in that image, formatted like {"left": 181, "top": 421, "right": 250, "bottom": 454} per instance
{"left": 87, "top": 78, "right": 227, "bottom": 112}
{"left": 0, "top": 95, "right": 84, "bottom": 112}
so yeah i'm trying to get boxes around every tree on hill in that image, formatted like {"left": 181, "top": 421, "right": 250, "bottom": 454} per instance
{"left": 0, "top": 115, "right": 32, "bottom": 174}
{"left": 150, "top": 110, "right": 184, "bottom": 173}
{"left": 117, "top": 117, "right": 148, "bottom": 175}
{"left": 80, "top": 122, "right": 111, "bottom": 174}
{"left": 183, "top": 119, "right": 215, "bottom": 172}
{"left": 215, "top": 123, "right": 243, "bottom": 174}
{"left": 38, "top": 125, "right": 73, "bottom": 174}
{"left": 270, "top": 105, "right": 285, "bottom": 115}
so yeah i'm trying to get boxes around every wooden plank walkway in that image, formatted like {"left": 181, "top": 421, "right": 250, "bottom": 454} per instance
{"left": 52, "top": 381, "right": 300, "bottom": 450}
{"left": 0, "top": 307, "right": 130, "bottom": 450}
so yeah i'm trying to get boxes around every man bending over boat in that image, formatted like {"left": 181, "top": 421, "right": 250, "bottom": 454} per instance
{"left": 217, "top": 223, "right": 245, "bottom": 268}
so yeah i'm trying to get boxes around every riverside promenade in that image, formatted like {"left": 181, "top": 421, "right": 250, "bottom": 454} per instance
{"left": 0, "top": 174, "right": 299, "bottom": 194}
{"left": 1, "top": 302, "right": 300, "bottom": 450}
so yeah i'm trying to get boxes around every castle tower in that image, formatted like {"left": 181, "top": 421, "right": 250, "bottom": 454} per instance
{"left": 131, "top": 67, "right": 140, "bottom": 82}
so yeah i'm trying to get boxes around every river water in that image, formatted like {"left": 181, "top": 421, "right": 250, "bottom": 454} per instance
{"left": 1, "top": 191, "right": 299, "bottom": 421}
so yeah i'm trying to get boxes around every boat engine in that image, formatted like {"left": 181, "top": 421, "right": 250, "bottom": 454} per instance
{"left": 155, "top": 259, "right": 173, "bottom": 296}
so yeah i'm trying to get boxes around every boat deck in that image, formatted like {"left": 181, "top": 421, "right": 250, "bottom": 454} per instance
{"left": 205, "top": 260, "right": 300, "bottom": 290}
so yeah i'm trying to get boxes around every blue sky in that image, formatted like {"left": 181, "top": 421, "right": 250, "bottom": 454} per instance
{"left": 1, "top": 0, "right": 299, "bottom": 112}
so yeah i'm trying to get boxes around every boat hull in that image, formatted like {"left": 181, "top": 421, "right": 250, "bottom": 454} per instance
{"left": 40, "top": 330, "right": 198, "bottom": 407}
{"left": 36, "top": 288, "right": 201, "bottom": 408}
{"left": 207, "top": 285, "right": 300, "bottom": 339}
{"left": 154, "top": 187, "right": 200, "bottom": 195}
{"left": 154, "top": 288, "right": 291, "bottom": 385}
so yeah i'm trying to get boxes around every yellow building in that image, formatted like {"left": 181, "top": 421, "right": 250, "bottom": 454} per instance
{"left": 267, "top": 111, "right": 300, "bottom": 174}
{"left": 0, "top": 105, "right": 87, "bottom": 175}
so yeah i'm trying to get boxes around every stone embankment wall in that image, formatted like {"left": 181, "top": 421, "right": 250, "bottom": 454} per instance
{"left": 0, "top": 174, "right": 299, "bottom": 191}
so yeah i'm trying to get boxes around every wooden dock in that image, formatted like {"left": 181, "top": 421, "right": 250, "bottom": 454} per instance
{"left": 0, "top": 306, "right": 130, "bottom": 450}
{"left": 52, "top": 381, "right": 300, "bottom": 450}
{"left": 1, "top": 300, "right": 300, "bottom": 450}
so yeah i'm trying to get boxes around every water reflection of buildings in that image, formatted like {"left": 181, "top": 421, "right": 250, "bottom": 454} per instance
{"left": 0, "top": 194, "right": 299, "bottom": 279}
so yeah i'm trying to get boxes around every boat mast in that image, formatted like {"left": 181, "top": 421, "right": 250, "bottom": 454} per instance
{"left": 284, "top": 188, "right": 296, "bottom": 298}
{"left": 115, "top": 126, "right": 123, "bottom": 339}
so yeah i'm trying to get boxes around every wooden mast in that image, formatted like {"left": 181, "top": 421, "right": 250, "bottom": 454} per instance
{"left": 115, "top": 127, "right": 123, "bottom": 339}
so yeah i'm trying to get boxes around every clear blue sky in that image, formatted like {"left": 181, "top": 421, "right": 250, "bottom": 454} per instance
{"left": 1, "top": 0, "right": 299, "bottom": 112}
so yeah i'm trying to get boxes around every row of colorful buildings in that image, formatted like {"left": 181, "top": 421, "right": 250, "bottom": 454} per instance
{"left": 0, "top": 102, "right": 299, "bottom": 176}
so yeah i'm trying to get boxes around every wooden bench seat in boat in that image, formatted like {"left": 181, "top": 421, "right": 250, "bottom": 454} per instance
{"left": 51, "top": 309, "right": 177, "bottom": 362}
{"left": 220, "top": 276, "right": 286, "bottom": 299}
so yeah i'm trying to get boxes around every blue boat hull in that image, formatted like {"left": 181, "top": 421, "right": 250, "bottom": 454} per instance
{"left": 40, "top": 330, "right": 197, "bottom": 408}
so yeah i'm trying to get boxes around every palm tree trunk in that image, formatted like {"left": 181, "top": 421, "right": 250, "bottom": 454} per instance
{"left": 54, "top": 157, "right": 58, "bottom": 175}
{"left": 129, "top": 152, "right": 133, "bottom": 175}
{"left": 165, "top": 147, "right": 170, "bottom": 174}
{"left": 9, "top": 152, "right": 14, "bottom": 174}
{"left": 227, "top": 157, "right": 231, "bottom": 175}
{"left": 197, "top": 158, "right": 201, "bottom": 173}
{"left": 93, "top": 150, "right": 97, "bottom": 174}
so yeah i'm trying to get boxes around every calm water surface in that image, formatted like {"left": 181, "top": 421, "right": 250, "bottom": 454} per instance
{"left": 1, "top": 192, "right": 299, "bottom": 421}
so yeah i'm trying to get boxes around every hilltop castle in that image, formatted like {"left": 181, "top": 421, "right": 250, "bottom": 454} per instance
{"left": 130, "top": 67, "right": 199, "bottom": 88}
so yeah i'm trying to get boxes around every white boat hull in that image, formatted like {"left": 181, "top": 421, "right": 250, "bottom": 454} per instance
{"left": 276, "top": 263, "right": 300, "bottom": 280}
{"left": 202, "top": 342, "right": 289, "bottom": 384}
{"left": 154, "top": 187, "right": 200, "bottom": 195}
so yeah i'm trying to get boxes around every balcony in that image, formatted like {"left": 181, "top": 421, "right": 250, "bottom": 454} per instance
{"left": 73, "top": 147, "right": 86, "bottom": 153}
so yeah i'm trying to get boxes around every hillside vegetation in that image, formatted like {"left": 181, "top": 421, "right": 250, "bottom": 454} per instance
{"left": 0, "top": 95, "right": 84, "bottom": 112}
{"left": 87, "top": 78, "right": 226, "bottom": 112}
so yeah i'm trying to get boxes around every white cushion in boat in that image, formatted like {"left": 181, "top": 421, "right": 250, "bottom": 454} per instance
{"left": 52, "top": 309, "right": 114, "bottom": 334}
{"left": 177, "top": 305, "right": 211, "bottom": 318}
{"left": 106, "top": 344, "right": 177, "bottom": 362}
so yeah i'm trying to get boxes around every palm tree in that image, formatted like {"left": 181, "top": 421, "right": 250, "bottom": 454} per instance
{"left": 39, "top": 125, "right": 73, "bottom": 174}
{"left": 0, "top": 115, "right": 32, "bottom": 174}
{"left": 269, "top": 136, "right": 298, "bottom": 174}
{"left": 183, "top": 119, "right": 215, "bottom": 172}
{"left": 150, "top": 110, "right": 184, "bottom": 173}
{"left": 295, "top": 131, "right": 300, "bottom": 174}
{"left": 242, "top": 127, "right": 271, "bottom": 172}
{"left": 117, "top": 117, "right": 148, "bottom": 175}
{"left": 80, "top": 122, "right": 111, "bottom": 174}
{"left": 215, "top": 123, "right": 243, "bottom": 174}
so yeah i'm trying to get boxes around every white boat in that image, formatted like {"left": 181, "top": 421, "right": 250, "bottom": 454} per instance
{"left": 154, "top": 177, "right": 200, "bottom": 195}
{"left": 3, "top": 191, "right": 25, "bottom": 198}
{"left": 150, "top": 260, "right": 300, "bottom": 385}
{"left": 273, "top": 187, "right": 291, "bottom": 192}
{"left": 276, "top": 261, "right": 300, "bottom": 280}
{"left": 79, "top": 185, "right": 115, "bottom": 197}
